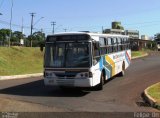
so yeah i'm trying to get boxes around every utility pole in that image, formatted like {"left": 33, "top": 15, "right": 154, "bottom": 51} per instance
{"left": 51, "top": 21, "right": 56, "bottom": 34}
{"left": 30, "top": 13, "right": 36, "bottom": 47}
{"left": 30, "top": 13, "right": 36, "bottom": 36}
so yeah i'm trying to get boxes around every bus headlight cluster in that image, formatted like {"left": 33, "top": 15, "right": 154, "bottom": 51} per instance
{"left": 44, "top": 72, "right": 56, "bottom": 78}
{"left": 76, "top": 72, "right": 93, "bottom": 78}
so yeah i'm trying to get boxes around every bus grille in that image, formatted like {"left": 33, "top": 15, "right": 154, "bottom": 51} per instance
{"left": 56, "top": 79, "right": 74, "bottom": 86}
{"left": 55, "top": 72, "right": 77, "bottom": 79}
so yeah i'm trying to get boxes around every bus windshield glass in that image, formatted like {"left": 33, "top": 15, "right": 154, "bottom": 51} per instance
{"left": 45, "top": 42, "right": 90, "bottom": 68}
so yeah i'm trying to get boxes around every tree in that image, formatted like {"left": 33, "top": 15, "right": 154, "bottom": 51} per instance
{"left": 0, "top": 29, "right": 11, "bottom": 45}
{"left": 27, "top": 31, "right": 45, "bottom": 47}
{"left": 9, "top": 31, "right": 26, "bottom": 46}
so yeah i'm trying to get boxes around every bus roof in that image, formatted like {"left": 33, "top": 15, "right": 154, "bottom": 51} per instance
{"left": 47, "top": 32, "right": 129, "bottom": 42}
{"left": 48, "top": 32, "right": 129, "bottom": 37}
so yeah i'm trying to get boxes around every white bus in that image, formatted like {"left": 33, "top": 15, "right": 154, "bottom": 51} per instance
{"left": 44, "top": 32, "right": 131, "bottom": 90}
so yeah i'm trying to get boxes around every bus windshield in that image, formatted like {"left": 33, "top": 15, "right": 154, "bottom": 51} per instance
{"left": 45, "top": 42, "right": 91, "bottom": 68}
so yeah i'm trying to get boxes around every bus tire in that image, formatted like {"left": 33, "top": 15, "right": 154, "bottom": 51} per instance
{"left": 119, "top": 62, "right": 125, "bottom": 77}
{"left": 97, "top": 72, "right": 104, "bottom": 90}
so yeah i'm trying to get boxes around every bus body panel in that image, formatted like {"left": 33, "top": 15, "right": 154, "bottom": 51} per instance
{"left": 91, "top": 50, "right": 131, "bottom": 86}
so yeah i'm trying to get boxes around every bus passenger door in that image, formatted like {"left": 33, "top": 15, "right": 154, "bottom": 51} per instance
{"left": 92, "top": 42, "right": 101, "bottom": 86}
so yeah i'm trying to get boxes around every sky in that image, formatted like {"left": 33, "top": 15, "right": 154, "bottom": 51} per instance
{"left": 0, "top": 0, "right": 160, "bottom": 37}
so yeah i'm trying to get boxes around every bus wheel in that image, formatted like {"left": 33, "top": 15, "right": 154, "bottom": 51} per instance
{"left": 119, "top": 62, "right": 125, "bottom": 76}
{"left": 97, "top": 73, "right": 104, "bottom": 90}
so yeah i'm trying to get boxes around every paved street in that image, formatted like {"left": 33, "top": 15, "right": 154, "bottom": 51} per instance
{"left": 0, "top": 52, "right": 160, "bottom": 113}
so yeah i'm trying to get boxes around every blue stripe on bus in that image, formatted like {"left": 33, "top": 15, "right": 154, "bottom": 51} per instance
{"left": 99, "top": 56, "right": 112, "bottom": 79}
{"left": 99, "top": 57, "right": 103, "bottom": 71}
{"left": 104, "top": 67, "right": 110, "bottom": 79}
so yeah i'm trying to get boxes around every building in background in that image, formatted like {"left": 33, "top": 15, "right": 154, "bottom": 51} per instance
{"left": 103, "top": 29, "right": 125, "bottom": 35}
{"left": 141, "top": 35, "right": 150, "bottom": 40}
{"left": 103, "top": 21, "right": 152, "bottom": 51}
{"left": 125, "top": 30, "right": 139, "bottom": 39}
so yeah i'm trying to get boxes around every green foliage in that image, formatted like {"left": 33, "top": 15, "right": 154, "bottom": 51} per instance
{"left": 0, "top": 28, "right": 45, "bottom": 47}
{"left": 27, "top": 31, "right": 45, "bottom": 47}
{"left": 11, "top": 31, "right": 24, "bottom": 42}
{"left": 0, "top": 29, "right": 11, "bottom": 42}
{"left": 147, "top": 41, "right": 157, "bottom": 50}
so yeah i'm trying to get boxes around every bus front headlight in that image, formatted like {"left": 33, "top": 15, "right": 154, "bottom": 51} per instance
{"left": 76, "top": 72, "right": 93, "bottom": 78}
{"left": 44, "top": 72, "right": 56, "bottom": 78}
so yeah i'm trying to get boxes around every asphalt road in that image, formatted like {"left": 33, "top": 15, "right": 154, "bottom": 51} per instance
{"left": 0, "top": 52, "right": 160, "bottom": 114}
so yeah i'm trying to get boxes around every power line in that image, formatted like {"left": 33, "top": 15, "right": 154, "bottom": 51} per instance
{"left": 0, "top": 19, "right": 42, "bottom": 31}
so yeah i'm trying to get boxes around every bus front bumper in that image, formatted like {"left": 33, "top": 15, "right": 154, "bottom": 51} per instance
{"left": 44, "top": 77, "right": 93, "bottom": 87}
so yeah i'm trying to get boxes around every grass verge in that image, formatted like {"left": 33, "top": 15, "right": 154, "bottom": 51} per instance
{"left": 0, "top": 46, "right": 43, "bottom": 76}
{"left": 131, "top": 51, "right": 147, "bottom": 58}
{"left": 147, "top": 83, "right": 160, "bottom": 102}
{"left": 147, "top": 83, "right": 160, "bottom": 109}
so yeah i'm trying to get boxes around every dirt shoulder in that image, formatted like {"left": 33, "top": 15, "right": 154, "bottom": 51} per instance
{"left": 0, "top": 97, "right": 67, "bottom": 112}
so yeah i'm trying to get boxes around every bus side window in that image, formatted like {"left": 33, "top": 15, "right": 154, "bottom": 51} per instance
{"left": 104, "top": 38, "right": 108, "bottom": 45}
{"left": 105, "top": 38, "right": 108, "bottom": 54}
{"left": 93, "top": 43, "right": 100, "bottom": 65}
{"left": 124, "top": 38, "right": 127, "bottom": 50}
{"left": 107, "top": 37, "right": 112, "bottom": 53}
{"left": 120, "top": 38, "right": 123, "bottom": 50}
{"left": 126, "top": 38, "right": 130, "bottom": 49}
{"left": 100, "top": 47, "right": 106, "bottom": 55}
{"left": 99, "top": 37, "right": 105, "bottom": 47}
{"left": 100, "top": 37, "right": 106, "bottom": 55}
{"left": 117, "top": 37, "right": 121, "bottom": 51}
{"left": 112, "top": 38, "right": 117, "bottom": 52}
{"left": 122, "top": 38, "right": 125, "bottom": 50}
{"left": 128, "top": 38, "right": 131, "bottom": 49}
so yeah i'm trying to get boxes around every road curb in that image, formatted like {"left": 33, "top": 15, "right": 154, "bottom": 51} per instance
{"left": 0, "top": 73, "right": 43, "bottom": 81}
{"left": 143, "top": 82, "right": 160, "bottom": 110}
{"left": 131, "top": 53, "right": 148, "bottom": 60}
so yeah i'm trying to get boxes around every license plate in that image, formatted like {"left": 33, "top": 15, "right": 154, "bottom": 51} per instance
{"left": 48, "top": 80, "right": 54, "bottom": 83}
